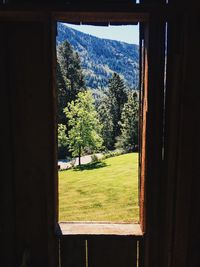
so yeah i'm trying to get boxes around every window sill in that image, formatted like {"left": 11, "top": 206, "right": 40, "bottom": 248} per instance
{"left": 58, "top": 222, "right": 143, "bottom": 237}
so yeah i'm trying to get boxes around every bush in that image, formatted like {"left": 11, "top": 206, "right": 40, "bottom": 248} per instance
{"left": 91, "top": 154, "right": 99, "bottom": 163}
{"left": 102, "top": 149, "right": 126, "bottom": 160}
{"left": 70, "top": 158, "right": 76, "bottom": 168}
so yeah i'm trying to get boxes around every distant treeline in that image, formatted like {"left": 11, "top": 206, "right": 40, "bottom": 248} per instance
{"left": 57, "top": 23, "right": 139, "bottom": 90}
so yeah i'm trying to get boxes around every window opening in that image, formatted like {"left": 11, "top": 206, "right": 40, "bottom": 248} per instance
{"left": 56, "top": 22, "right": 140, "bottom": 224}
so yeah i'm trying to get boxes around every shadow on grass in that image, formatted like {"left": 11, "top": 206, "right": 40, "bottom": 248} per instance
{"left": 74, "top": 161, "right": 108, "bottom": 171}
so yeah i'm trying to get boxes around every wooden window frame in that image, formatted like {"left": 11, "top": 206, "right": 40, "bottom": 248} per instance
{"left": 0, "top": 5, "right": 168, "bottom": 267}
{"left": 52, "top": 11, "right": 149, "bottom": 237}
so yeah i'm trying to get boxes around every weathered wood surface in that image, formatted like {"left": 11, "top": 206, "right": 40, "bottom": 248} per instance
{"left": 162, "top": 17, "right": 185, "bottom": 267}
{"left": 139, "top": 22, "right": 148, "bottom": 233}
{"left": 60, "top": 237, "right": 86, "bottom": 267}
{"left": 88, "top": 237, "right": 138, "bottom": 267}
{"left": 168, "top": 15, "right": 200, "bottom": 267}
{"left": 142, "top": 14, "right": 166, "bottom": 267}
{"left": 0, "top": 20, "right": 58, "bottom": 267}
{"left": 0, "top": 22, "right": 16, "bottom": 267}
{"left": 1, "top": 3, "right": 200, "bottom": 267}
{"left": 59, "top": 233, "right": 144, "bottom": 267}
{"left": 59, "top": 222, "right": 143, "bottom": 236}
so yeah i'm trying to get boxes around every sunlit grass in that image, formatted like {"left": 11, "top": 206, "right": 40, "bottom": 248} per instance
{"left": 59, "top": 153, "right": 139, "bottom": 222}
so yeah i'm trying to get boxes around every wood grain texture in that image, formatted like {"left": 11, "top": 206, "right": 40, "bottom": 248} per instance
{"left": 168, "top": 15, "right": 200, "bottom": 267}
{"left": 162, "top": 17, "right": 185, "bottom": 267}
{"left": 1, "top": 20, "right": 58, "bottom": 267}
{"left": 60, "top": 237, "right": 86, "bottom": 267}
{"left": 143, "top": 14, "right": 166, "bottom": 267}
{"left": 59, "top": 222, "right": 143, "bottom": 236}
{"left": 88, "top": 236, "right": 138, "bottom": 267}
{"left": 0, "top": 22, "right": 16, "bottom": 267}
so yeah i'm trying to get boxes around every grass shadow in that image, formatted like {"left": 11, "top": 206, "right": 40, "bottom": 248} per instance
{"left": 74, "top": 161, "right": 108, "bottom": 171}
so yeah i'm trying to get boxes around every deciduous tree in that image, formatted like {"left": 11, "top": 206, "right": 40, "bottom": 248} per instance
{"left": 64, "top": 91, "right": 103, "bottom": 165}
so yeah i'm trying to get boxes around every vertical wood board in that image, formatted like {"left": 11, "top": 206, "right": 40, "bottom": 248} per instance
{"left": 0, "top": 22, "right": 16, "bottom": 267}
{"left": 88, "top": 237, "right": 138, "bottom": 267}
{"left": 60, "top": 237, "right": 86, "bottom": 267}
{"left": 6, "top": 20, "right": 58, "bottom": 267}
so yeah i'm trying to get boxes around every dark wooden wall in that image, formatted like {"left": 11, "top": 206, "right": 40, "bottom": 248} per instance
{"left": 0, "top": 18, "right": 58, "bottom": 267}
{"left": 166, "top": 14, "right": 200, "bottom": 267}
{"left": 0, "top": 1, "right": 200, "bottom": 267}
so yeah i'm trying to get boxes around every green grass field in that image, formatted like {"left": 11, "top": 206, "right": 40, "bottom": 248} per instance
{"left": 59, "top": 153, "right": 139, "bottom": 223}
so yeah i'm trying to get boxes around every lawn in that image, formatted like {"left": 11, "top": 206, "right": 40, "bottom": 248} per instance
{"left": 59, "top": 152, "right": 139, "bottom": 223}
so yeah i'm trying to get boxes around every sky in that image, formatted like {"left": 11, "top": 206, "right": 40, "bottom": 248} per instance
{"left": 64, "top": 23, "right": 139, "bottom": 45}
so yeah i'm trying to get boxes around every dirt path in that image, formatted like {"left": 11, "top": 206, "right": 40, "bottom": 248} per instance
{"left": 58, "top": 153, "right": 103, "bottom": 170}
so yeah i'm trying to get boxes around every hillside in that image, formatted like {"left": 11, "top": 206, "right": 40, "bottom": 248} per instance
{"left": 57, "top": 23, "right": 139, "bottom": 90}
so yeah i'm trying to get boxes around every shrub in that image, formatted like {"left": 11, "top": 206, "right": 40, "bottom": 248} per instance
{"left": 102, "top": 149, "right": 126, "bottom": 160}
{"left": 91, "top": 154, "right": 99, "bottom": 163}
{"left": 70, "top": 158, "right": 76, "bottom": 168}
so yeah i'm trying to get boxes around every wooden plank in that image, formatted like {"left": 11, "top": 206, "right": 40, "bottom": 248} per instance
{"left": 60, "top": 237, "right": 86, "bottom": 267}
{"left": 7, "top": 20, "right": 58, "bottom": 267}
{"left": 162, "top": 17, "right": 185, "bottom": 267}
{"left": 59, "top": 222, "right": 143, "bottom": 236}
{"left": 53, "top": 11, "right": 148, "bottom": 24}
{"left": 168, "top": 14, "right": 200, "bottom": 267}
{"left": 138, "top": 238, "right": 145, "bottom": 267}
{"left": 0, "top": 22, "right": 16, "bottom": 267}
{"left": 142, "top": 13, "right": 166, "bottom": 267}
{"left": 0, "top": 4, "right": 172, "bottom": 21}
{"left": 139, "top": 22, "right": 148, "bottom": 233}
{"left": 88, "top": 236, "right": 138, "bottom": 267}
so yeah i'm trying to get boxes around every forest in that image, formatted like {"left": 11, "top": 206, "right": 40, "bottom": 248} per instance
{"left": 57, "top": 23, "right": 139, "bottom": 90}
{"left": 57, "top": 40, "right": 139, "bottom": 163}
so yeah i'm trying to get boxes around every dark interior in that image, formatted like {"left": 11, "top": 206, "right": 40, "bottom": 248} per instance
{"left": 1, "top": 1, "right": 200, "bottom": 266}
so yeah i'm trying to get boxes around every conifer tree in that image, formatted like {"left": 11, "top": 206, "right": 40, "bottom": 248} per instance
{"left": 107, "top": 73, "right": 128, "bottom": 141}
{"left": 56, "top": 62, "right": 69, "bottom": 125}
{"left": 56, "top": 41, "right": 87, "bottom": 158}
{"left": 97, "top": 95, "right": 114, "bottom": 149}
{"left": 57, "top": 40, "right": 86, "bottom": 124}
{"left": 115, "top": 92, "right": 139, "bottom": 152}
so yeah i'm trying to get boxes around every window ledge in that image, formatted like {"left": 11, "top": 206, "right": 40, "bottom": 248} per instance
{"left": 58, "top": 222, "right": 143, "bottom": 237}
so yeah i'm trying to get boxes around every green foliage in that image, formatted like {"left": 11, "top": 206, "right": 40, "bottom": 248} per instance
{"left": 115, "top": 91, "right": 139, "bottom": 152}
{"left": 56, "top": 62, "right": 68, "bottom": 125}
{"left": 102, "top": 149, "right": 125, "bottom": 160}
{"left": 57, "top": 124, "right": 68, "bottom": 159}
{"left": 57, "top": 40, "right": 86, "bottom": 125}
{"left": 64, "top": 91, "right": 103, "bottom": 164}
{"left": 56, "top": 40, "right": 139, "bottom": 156}
{"left": 97, "top": 73, "right": 128, "bottom": 149}
{"left": 91, "top": 154, "right": 100, "bottom": 163}
{"left": 107, "top": 73, "right": 128, "bottom": 139}
{"left": 97, "top": 95, "right": 114, "bottom": 149}
{"left": 57, "top": 23, "right": 139, "bottom": 90}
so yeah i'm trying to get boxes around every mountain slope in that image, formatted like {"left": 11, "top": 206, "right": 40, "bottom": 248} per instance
{"left": 57, "top": 23, "right": 139, "bottom": 90}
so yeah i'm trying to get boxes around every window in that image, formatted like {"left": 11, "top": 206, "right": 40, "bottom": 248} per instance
{"left": 57, "top": 21, "right": 140, "bottom": 224}
{"left": 53, "top": 14, "right": 148, "bottom": 234}
{"left": 53, "top": 11, "right": 150, "bottom": 267}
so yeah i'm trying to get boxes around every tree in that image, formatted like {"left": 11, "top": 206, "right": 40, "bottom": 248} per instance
{"left": 64, "top": 91, "right": 103, "bottom": 165}
{"left": 57, "top": 124, "right": 68, "bottom": 159}
{"left": 115, "top": 92, "right": 139, "bottom": 152}
{"left": 97, "top": 95, "right": 114, "bottom": 149}
{"left": 106, "top": 73, "right": 128, "bottom": 147}
{"left": 57, "top": 40, "right": 86, "bottom": 124}
{"left": 56, "top": 62, "right": 69, "bottom": 125}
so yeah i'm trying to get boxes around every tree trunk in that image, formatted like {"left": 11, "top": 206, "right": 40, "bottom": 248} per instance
{"left": 78, "top": 146, "right": 81, "bottom": 165}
